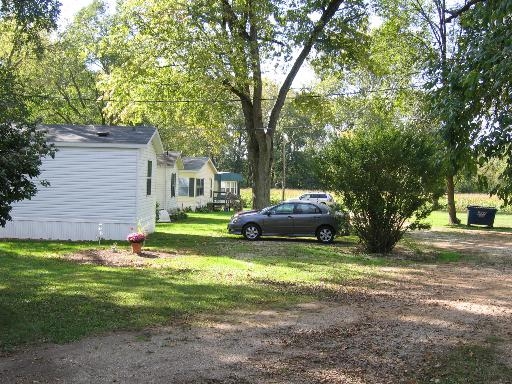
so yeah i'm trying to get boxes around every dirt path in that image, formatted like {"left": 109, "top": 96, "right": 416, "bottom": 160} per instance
{"left": 1, "top": 230, "right": 511, "bottom": 384}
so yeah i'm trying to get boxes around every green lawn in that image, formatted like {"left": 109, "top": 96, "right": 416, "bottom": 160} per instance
{"left": 427, "top": 210, "right": 512, "bottom": 230}
{"left": 2, "top": 210, "right": 511, "bottom": 382}
{"left": 2, "top": 210, "right": 511, "bottom": 351}
{"left": 0, "top": 211, "right": 382, "bottom": 350}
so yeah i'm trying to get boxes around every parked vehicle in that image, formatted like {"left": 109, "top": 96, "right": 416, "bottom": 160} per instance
{"left": 227, "top": 201, "right": 338, "bottom": 243}
{"left": 293, "top": 192, "right": 335, "bottom": 206}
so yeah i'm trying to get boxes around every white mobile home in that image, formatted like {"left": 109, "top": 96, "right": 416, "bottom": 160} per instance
{"left": 0, "top": 124, "right": 163, "bottom": 241}
{"left": 176, "top": 157, "right": 217, "bottom": 210}
{"left": 156, "top": 151, "right": 183, "bottom": 211}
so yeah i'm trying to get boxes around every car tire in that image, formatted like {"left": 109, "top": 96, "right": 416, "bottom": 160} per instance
{"left": 316, "top": 225, "right": 335, "bottom": 244}
{"left": 242, "top": 223, "right": 261, "bottom": 241}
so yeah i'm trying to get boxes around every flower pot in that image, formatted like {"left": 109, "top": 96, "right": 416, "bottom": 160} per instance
{"left": 130, "top": 242, "right": 143, "bottom": 254}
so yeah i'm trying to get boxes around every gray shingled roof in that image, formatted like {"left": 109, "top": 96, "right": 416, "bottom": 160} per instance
{"left": 182, "top": 157, "right": 210, "bottom": 171}
{"left": 39, "top": 124, "right": 157, "bottom": 145}
{"left": 157, "top": 151, "right": 181, "bottom": 166}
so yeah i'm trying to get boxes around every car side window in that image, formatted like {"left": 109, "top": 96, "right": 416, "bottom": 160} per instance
{"left": 295, "top": 203, "right": 319, "bottom": 214}
{"left": 272, "top": 203, "right": 295, "bottom": 215}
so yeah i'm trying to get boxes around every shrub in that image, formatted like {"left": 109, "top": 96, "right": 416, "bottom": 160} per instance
{"left": 195, "top": 205, "right": 213, "bottom": 213}
{"left": 317, "top": 125, "right": 445, "bottom": 253}
{"left": 169, "top": 210, "right": 188, "bottom": 221}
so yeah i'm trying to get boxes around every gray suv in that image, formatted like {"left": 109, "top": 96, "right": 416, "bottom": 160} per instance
{"left": 227, "top": 201, "right": 338, "bottom": 243}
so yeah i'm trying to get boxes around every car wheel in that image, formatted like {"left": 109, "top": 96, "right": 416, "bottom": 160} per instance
{"left": 242, "top": 223, "right": 261, "bottom": 240}
{"left": 316, "top": 225, "right": 335, "bottom": 244}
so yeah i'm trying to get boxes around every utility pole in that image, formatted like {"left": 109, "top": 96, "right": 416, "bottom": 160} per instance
{"left": 281, "top": 133, "right": 288, "bottom": 201}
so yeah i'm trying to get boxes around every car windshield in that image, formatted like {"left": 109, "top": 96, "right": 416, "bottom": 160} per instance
{"left": 259, "top": 205, "right": 275, "bottom": 214}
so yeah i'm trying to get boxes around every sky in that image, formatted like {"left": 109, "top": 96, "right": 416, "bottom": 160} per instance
{"left": 59, "top": 0, "right": 115, "bottom": 27}
{"left": 58, "top": 0, "right": 93, "bottom": 26}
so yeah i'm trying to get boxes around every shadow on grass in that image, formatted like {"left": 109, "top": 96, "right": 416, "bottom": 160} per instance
{"left": 453, "top": 224, "right": 512, "bottom": 233}
{"left": 2, "top": 247, "right": 349, "bottom": 350}
{"left": 147, "top": 231, "right": 390, "bottom": 270}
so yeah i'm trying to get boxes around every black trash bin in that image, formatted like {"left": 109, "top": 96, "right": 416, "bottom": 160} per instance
{"left": 467, "top": 206, "right": 497, "bottom": 227}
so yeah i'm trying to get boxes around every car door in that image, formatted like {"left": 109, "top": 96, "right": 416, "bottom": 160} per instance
{"left": 293, "top": 203, "right": 322, "bottom": 234}
{"left": 263, "top": 203, "right": 295, "bottom": 235}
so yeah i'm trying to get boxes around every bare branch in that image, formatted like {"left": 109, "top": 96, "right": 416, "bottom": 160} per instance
{"left": 268, "top": 0, "right": 346, "bottom": 133}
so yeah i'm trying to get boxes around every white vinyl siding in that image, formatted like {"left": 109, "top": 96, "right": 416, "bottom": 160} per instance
{"left": 136, "top": 142, "right": 158, "bottom": 233}
{"left": 176, "top": 161, "right": 216, "bottom": 210}
{"left": 0, "top": 134, "right": 163, "bottom": 241}
{"left": 9, "top": 147, "right": 137, "bottom": 221}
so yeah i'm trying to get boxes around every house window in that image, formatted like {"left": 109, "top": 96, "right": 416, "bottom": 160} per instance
{"left": 188, "top": 178, "right": 195, "bottom": 197}
{"left": 210, "top": 178, "right": 213, "bottom": 198}
{"left": 196, "top": 178, "right": 204, "bottom": 196}
{"left": 146, "top": 160, "right": 153, "bottom": 196}
{"left": 221, "top": 181, "right": 237, "bottom": 194}
{"left": 170, "top": 173, "right": 176, "bottom": 198}
{"left": 178, "top": 177, "right": 189, "bottom": 196}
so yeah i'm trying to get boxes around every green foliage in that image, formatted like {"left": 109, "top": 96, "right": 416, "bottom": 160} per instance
{"left": 0, "top": 0, "right": 59, "bottom": 51}
{"left": 0, "top": 62, "right": 55, "bottom": 227}
{"left": 18, "top": 1, "right": 119, "bottom": 125}
{"left": 317, "top": 125, "right": 445, "bottom": 253}
{"left": 0, "top": 0, "right": 60, "bottom": 227}
{"left": 451, "top": 0, "right": 512, "bottom": 206}
{"left": 168, "top": 210, "right": 188, "bottom": 221}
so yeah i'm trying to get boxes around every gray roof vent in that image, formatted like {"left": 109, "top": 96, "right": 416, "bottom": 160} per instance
{"left": 97, "top": 131, "right": 110, "bottom": 137}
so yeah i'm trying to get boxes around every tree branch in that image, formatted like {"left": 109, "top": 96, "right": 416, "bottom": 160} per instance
{"left": 221, "top": 0, "right": 250, "bottom": 41}
{"left": 268, "top": 0, "right": 345, "bottom": 134}
{"left": 445, "top": 0, "right": 487, "bottom": 23}
{"left": 222, "top": 79, "right": 251, "bottom": 106}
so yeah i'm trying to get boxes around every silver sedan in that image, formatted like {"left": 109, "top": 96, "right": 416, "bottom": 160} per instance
{"left": 227, "top": 201, "right": 338, "bottom": 243}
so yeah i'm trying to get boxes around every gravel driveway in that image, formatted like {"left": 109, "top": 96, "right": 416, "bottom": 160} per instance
{"left": 1, "top": 228, "right": 511, "bottom": 383}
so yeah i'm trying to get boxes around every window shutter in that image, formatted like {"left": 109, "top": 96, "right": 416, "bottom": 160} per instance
{"left": 189, "top": 178, "right": 195, "bottom": 197}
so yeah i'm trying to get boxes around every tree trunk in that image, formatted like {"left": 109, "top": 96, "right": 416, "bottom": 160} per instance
{"left": 222, "top": 0, "right": 345, "bottom": 209}
{"left": 243, "top": 105, "right": 273, "bottom": 209}
{"left": 446, "top": 174, "right": 460, "bottom": 224}
{"left": 250, "top": 133, "right": 273, "bottom": 209}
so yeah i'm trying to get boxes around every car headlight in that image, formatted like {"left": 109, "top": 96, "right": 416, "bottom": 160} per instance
{"left": 230, "top": 216, "right": 240, "bottom": 224}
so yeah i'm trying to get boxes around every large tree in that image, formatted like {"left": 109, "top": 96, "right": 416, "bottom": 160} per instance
{"left": 16, "top": 1, "right": 122, "bottom": 125}
{"left": 0, "top": 0, "right": 59, "bottom": 226}
{"left": 452, "top": 0, "right": 512, "bottom": 205}
{"left": 409, "top": 0, "right": 492, "bottom": 224}
{"left": 105, "top": 0, "right": 367, "bottom": 208}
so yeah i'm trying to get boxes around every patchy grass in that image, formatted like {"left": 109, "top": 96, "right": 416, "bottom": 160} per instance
{"left": 420, "top": 344, "right": 512, "bottom": 384}
{"left": 1, "top": 211, "right": 511, "bottom": 382}
{"left": 0, "top": 212, "right": 381, "bottom": 350}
